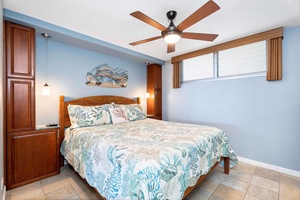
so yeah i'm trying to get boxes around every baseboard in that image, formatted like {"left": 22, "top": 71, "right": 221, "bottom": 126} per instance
{"left": 238, "top": 156, "right": 300, "bottom": 178}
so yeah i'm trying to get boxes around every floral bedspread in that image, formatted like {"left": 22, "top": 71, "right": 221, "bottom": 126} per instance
{"left": 61, "top": 119, "right": 238, "bottom": 200}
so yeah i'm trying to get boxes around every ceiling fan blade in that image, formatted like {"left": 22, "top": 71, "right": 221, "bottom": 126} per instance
{"left": 129, "top": 36, "right": 162, "bottom": 46}
{"left": 181, "top": 32, "right": 218, "bottom": 41}
{"left": 167, "top": 43, "right": 175, "bottom": 53}
{"left": 177, "top": 1, "right": 220, "bottom": 31}
{"left": 130, "top": 11, "right": 166, "bottom": 31}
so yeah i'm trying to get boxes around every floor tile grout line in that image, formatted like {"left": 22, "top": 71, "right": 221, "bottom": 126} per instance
{"left": 243, "top": 166, "right": 256, "bottom": 200}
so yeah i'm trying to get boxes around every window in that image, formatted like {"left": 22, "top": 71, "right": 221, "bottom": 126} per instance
{"left": 172, "top": 27, "right": 283, "bottom": 88}
{"left": 182, "top": 41, "right": 267, "bottom": 81}
{"left": 183, "top": 53, "right": 214, "bottom": 81}
{"left": 219, "top": 41, "right": 266, "bottom": 77}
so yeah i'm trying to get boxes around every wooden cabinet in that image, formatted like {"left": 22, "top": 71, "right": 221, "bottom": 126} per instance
{"left": 5, "top": 21, "right": 36, "bottom": 133}
{"left": 4, "top": 21, "right": 60, "bottom": 189}
{"left": 7, "top": 128, "right": 60, "bottom": 189}
{"left": 6, "top": 78, "right": 35, "bottom": 133}
{"left": 147, "top": 64, "right": 162, "bottom": 120}
{"left": 5, "top": 21, "right": 35, "bottom": 79}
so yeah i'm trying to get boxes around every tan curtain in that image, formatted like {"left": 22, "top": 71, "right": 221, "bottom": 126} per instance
{"left": 267, "top": 37, "right": 282, "bottom": 81}
{"left": 173, "top": 61, "right": 181, "bottom": 88}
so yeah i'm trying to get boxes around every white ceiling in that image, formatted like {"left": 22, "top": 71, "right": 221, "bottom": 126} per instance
{"left": 3, "top": 0, "right": 300, "bottom": 61}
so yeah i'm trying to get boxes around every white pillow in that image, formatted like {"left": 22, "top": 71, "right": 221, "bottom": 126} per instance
{"left": 113, "top": 104, "right": 146, "bottom": 121}
{"left": 109, "top": 107, "right": 129, "bottom": 124}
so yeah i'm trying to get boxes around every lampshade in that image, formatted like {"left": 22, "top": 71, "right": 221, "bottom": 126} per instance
{"left": 163, "top": 33, "right": 181, "bottom": 44}
{"left": 42, "top": 83, "right": 51, "bottom": 96}
{"left": 145, "top": 92, "right": 150, "bottom": 98}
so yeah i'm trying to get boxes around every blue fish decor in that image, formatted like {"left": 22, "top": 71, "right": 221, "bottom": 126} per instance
{"left": 86, "top": 64, "right": 128, "bottom": 88}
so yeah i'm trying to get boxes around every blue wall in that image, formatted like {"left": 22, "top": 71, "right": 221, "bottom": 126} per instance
{"left": 36, "top": 37, "right": 147, "bottom": 125}
{"left": 162, "top": 25, "right": 300, "bottom": 172}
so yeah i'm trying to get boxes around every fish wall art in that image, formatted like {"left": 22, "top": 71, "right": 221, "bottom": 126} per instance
{"left": 86, "top": 64, "right": 128, "bottom": 88}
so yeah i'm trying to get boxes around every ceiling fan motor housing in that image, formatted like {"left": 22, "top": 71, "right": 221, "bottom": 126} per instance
{"left": 166, "top": 10, "right": 177, "bottom": 20}
{"left": 161, "top": 27, "right": 182, "bottom": 39}
{"left": 162, "top": 10, "right": 182, "bottom": 39}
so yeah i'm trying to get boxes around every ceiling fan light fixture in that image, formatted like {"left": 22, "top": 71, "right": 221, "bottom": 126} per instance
{"left": 163, "top": 31, "right": 181, "bottom": 44}
{"left": 162, "top": 11, "right": 182, "bottom": 44}
{"left": 162, "top": 27, "right": 182, "bottom": 44}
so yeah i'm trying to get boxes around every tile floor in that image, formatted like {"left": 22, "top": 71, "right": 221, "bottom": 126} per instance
{"left": 5, "top": 162, "right": 300, "bottom": 200}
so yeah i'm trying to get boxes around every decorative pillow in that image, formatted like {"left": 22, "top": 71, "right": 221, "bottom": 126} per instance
{"left": 109, "top": 107, "right": 129, "bottom": 124}
{"left": 113, "top": 104, "right": 146, "bottom": 121}
{"left": 68, "top": 104, "right": 113, "bottom": 128}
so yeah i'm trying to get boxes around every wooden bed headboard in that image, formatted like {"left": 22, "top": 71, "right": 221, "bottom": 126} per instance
{"left": 59, "top": 95, "right": 139, "bottom": 133}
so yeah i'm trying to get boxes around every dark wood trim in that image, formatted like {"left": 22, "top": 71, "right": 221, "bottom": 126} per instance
{"left": 59, "top": 96, "right": 65, "bottom": 167}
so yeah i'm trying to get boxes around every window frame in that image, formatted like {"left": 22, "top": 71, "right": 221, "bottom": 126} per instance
{"left": 172, "top": 27, "right": 283, "bottom": 88}
{"left": 182, "top": 41, "right": 267, "bottom": 82}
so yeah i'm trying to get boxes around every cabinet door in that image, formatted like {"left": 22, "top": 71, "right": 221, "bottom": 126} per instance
{"left": 7, "top": 129, "right": 59, "bottom": 189}
{"left": 5, "top": 21, "right": 35, "bottom": 79}
{"left": 147, "top": 64, "right": 162, "bottom": 116}
{"left": 153, "top": 65, "right": 162, "bottom": 116}
{"left": 6, "top": 78, "right": 35, "bottom": 133}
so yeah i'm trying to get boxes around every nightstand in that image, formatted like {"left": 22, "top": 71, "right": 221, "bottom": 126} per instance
{"left": 147, "top": 115, "right": 162, "bottom": 120}
{"left": 6, "top": 126, "right": 60, "bottom": 188}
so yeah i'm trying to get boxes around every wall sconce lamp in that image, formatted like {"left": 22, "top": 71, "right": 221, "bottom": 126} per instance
{"left": 146, "top": 92, "right": 150, "bottom": 98}
{"left": 42, "top": 33, "right": 51, "bottom": 96}
{"left": 42, "top": 83, "right": 51, "bottom": 96}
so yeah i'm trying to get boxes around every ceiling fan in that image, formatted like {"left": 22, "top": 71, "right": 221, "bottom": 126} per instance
{"left": 129, "top": 0, "right": 220, "bottom": 53}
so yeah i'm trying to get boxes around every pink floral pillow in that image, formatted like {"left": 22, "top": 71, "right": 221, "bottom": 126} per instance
{"left": 109, "top": 107, "right": 129, "bottom": 124}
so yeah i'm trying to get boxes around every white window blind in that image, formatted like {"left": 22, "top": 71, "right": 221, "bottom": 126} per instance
{"left": 183, "top": 53, "right": 214, "bottom": 81}
{"left": 218, "top": 41, "right": 267, "bottom": 77}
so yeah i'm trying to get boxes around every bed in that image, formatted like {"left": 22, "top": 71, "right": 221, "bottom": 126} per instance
{"left": 59, "top": 95, "right": 238, "bottom": 199}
